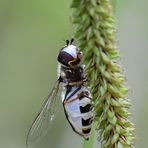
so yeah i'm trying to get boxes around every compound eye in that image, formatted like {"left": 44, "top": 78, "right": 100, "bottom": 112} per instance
{"left": 57, "top": 51, "right": 74, "bottom": 67}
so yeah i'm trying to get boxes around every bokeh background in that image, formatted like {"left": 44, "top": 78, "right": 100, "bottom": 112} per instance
{"left": 0, "top": 0, "right": 147, "bottom": 148}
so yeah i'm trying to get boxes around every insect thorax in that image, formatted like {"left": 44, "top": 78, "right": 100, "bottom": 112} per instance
{"left": 60, "top": 65, "right": 85, "bottom": 83}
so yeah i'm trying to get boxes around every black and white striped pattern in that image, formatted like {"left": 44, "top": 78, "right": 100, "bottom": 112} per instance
{"left": 62, "top": 86, "right": 93, "bottom": 140}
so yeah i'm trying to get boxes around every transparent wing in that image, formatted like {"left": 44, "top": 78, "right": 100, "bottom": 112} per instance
{"left": 26, "top": 80, "right": 60, "bottom": 146}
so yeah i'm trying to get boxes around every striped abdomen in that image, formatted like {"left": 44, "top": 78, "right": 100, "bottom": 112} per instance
{"left": 62, "top": 86, "right": 93, "bottom": 140}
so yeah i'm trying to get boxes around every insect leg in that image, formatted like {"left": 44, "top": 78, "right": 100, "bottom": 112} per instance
{"left": 64, "top": 90, "right": 92, "bottom": 104}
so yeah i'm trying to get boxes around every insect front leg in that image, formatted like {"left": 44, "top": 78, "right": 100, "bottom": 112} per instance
{"left": 78, "top": 91, "right": 92, "bottom": 100}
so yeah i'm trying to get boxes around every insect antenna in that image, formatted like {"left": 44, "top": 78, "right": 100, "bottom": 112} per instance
{"left": 70, "top": 38, "right": 74, "bottom": 45}
{"left": 66, "top": 40, "right": 69, "bottom": 46}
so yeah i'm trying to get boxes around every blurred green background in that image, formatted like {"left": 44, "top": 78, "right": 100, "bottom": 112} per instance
{"left": 0, "top": 0, "right": 147, "bottom": 148}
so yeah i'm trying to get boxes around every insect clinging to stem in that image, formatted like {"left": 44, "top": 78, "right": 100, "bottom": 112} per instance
{"left": 26, "top": 38, "right": 94, "bottom": 146}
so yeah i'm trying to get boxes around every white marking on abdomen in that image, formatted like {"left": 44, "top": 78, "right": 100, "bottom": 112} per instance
{"left": 63, "top": 86, "right": 93, "bottom": 138}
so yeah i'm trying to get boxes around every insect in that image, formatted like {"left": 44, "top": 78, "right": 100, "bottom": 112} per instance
{"left": 26, "top": 39, "right": 93, "bottom": 145}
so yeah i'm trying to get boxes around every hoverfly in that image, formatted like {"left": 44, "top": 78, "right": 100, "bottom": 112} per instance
{"left": 26, "top": 39, "right": 93, "bottom": 146}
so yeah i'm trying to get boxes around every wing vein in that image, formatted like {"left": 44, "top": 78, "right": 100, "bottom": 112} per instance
{"left": 26, "top": 80, "right": 60, "bottom": 146}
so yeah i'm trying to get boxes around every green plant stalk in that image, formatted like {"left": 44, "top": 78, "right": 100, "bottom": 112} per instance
{"left": 71, "top": 0, "right": 134, "bottom": 147}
